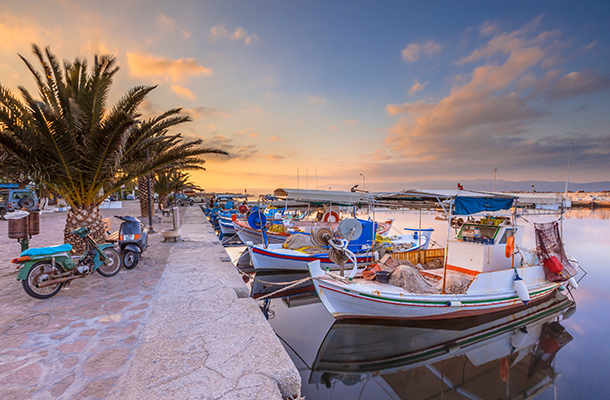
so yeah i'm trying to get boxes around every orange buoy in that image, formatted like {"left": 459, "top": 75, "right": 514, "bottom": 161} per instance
{"left": 323, "top": 211, "right": 340, "bottom": 222}
{"left": 505, "top": 236, "right": 515, "bottom": 258}
{"left": 500, "top": 356, "right": 509, "bottom": 382}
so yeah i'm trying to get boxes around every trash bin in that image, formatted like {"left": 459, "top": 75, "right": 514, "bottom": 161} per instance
{"left": 8, "top": 215, "right": 28, "bottom": 239}
{"left": 28, "top": 211, "right": 40, "bottom": 235}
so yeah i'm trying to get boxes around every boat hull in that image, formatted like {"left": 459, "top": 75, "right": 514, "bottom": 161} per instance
{"left": 309, "top": 261, "right": 561, "bottom": 320}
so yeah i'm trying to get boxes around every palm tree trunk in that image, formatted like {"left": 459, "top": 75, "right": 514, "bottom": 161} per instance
{"left": 138, "top": 176, "right": 149, "bottom": 219}
{"left": 64, "top": 206, "right": 104, "bottom": 254}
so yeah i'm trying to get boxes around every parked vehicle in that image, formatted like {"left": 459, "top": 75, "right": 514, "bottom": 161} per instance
{"left": 0, "top": 189, "right": 39, "bottom": 217}
{"left": 174, "top": 193, "right": 194, "bottom": 206}
{"left": 115, "top": 215, "right": 148, "bottom": 269}
{"left": 11, "top": 227, "right": 121, "bottom": 299}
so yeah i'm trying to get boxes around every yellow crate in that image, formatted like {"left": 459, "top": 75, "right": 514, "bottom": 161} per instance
{"left": 390, "top": 248, "right": 445, "bottom": 264}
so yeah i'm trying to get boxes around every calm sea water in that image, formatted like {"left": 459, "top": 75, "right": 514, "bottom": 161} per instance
{"left": 234, "top": 209, "right": 610, "bottom": 399}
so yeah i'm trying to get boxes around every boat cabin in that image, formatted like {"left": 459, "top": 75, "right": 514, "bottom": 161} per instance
{"left": 446, "top": 217, "right": 523, "bottom": 275}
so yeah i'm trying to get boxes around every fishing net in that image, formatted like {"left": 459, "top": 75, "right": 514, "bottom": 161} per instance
{"left": 534, "top": 221, "right": 577, "bottom": 282}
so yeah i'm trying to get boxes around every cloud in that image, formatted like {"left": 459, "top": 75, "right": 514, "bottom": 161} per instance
{"left": 202, "top": 135, "right": 259, "bottom": 161}
{"left": 330, "top": 125, "right": 339, "bottom": 131}
{"left": 235, "top": 126, "right": 260, "bottom": 139}
{"left": 182, "top": 106, "right": 231, "bottom": 119}
{"left": 0, "top": 14, "right": 60, "bottom": 51}
{"left": 209, "top": 24, "right": 259, "bottom": 45}
{"left": 170, "top": 84, "right": 196, "bottom": 100}
{"left": 267, "top": 136, "right": 283, "bottom": 141}
{"left": 240, "top": 102, "right": 264, "bottom": 115}
{"left": 386, "top": 18, "right": 591, "bottom": 171}
{"left": 181, "top": 30, "right": 192, "bottom": 39}
{"left": 307, "top": 95, "right": 326, "bottom": 104}
{"left": 545, "top": 71, "right": 610, "bottom": 100}
{"left": 155, "top": 14, "right": 175, "bottom": 30}
{"left": 267, "top": 154, "right": 285, "bottom": 162}
{"left": 583, "top": 39, "right": 599, "bottom": 51}
{"left": 127, "top": 52, "right": 212, "bottom": 84}
{"left": 401, "top": 40, "right": 442, "bottom": 63}
{"left": 408, "top": 79, "right": 428, "bottom": 95}
{"left": 345, "top": 120, "right": 359, "bottom": 125}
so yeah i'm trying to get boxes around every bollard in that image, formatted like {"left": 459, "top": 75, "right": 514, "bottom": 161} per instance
{"left": 172, "top": 206, "right": 180, "bottom": 231}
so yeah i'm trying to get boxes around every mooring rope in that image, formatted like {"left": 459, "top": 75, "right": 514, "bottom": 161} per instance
{"left": 234, "top": 265, "right": 311, "bottom": 286}
{"left": 255, "top": 277, "right": 313, "bottom": 301}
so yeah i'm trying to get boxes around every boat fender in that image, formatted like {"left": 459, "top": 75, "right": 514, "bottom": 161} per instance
{"left": 514, "top": 276, "right": 530, "bottom": 305}
{"left": 445, "top": 342, "right": 460, "bottom": 353}
{"left": 323, "top": 211, "right": 340, "bottom": 223}
{"left": 567, "top": 276, "right": 578, "bottom": 290}
{"left": 505, "top": 236, "right": 515, "bottom": 258}
{"left": 446, "top": 300, "right": 462, "bottom": 307}
{"left": 511, "top": 326, "right": 529, "bottom": 350}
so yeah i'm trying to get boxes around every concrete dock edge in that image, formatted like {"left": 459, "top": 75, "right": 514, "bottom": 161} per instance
{"left": 113, "top": 206, "right": 301, "bottom": 399}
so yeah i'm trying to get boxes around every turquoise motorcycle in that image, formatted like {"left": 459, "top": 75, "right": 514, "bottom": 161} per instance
{"left": 11, "top": 227, "right": 121, "bottom": 299}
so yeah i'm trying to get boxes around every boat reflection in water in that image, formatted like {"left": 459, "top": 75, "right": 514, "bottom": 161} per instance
{"left": 310, "top": 292, "right": 575, "bottom": 399}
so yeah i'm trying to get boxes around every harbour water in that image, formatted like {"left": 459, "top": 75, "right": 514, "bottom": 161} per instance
{"left": 233, "top": 208, "right": 610, "bottom": 399}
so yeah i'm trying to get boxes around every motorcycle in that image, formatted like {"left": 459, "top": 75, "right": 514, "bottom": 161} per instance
{"left": 11, "top": 226, "right": 121, "bottom": 299}
{"left": 115, "top": 215, "right": 148, "bottom": 269}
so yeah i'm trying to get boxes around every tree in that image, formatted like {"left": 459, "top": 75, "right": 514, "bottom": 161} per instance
{"left": 154, "top": 171, "right": 195, "bottom": 209}
{"left": 0, "top": 45, "right": 227, "bottom": 252}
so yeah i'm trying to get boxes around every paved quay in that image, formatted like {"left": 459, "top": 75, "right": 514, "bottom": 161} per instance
{"left": 0, "top": 201, "right": 301, "bottom": 399}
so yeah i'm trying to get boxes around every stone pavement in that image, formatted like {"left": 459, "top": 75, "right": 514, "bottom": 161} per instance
{"left": 0, "top": 201, "right": 301, "bottom": 399}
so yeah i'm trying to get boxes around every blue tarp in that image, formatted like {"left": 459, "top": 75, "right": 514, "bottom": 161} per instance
{"left": 454, "top": 196, "right": 514, "bottom": 215}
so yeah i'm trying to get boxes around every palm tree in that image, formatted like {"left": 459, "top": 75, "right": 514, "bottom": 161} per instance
{"left": 154, "top": 171, "right": 195, "bottom": 210}
{"left": 0, "top": 45, "right": 228, "bottom": 252}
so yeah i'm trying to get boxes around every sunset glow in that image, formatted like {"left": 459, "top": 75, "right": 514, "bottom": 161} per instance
{"left": 1, "top": 1, "right": 608, "bottom": 194}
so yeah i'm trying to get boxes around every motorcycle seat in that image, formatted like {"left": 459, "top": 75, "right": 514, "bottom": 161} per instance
{"left": 21, "top": 244, "right": 73, "bottom": 257}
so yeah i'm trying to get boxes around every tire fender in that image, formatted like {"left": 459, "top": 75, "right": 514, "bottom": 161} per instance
{"left": 122, "top": 243, "right": 141, "bottom": 253}
{"left": 16, "top": 262, "right": 36, "bottom": 280}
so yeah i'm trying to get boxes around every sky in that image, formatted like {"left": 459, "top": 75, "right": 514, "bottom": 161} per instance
{"left": 1, "top": 0, "right": 609, "bottom": 194}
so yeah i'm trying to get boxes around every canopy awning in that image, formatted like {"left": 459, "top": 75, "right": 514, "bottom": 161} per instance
{"left": 273, "top": 188, "right": 375, "bottom": 205}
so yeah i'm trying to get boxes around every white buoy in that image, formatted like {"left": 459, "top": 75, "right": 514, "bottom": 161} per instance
{"left": 514, "top": 276, "right": 530, "bottom": 305}
{"left": 567, "top": 276, "right": 578, "bottom": 290}
{"left": 511, "top": 327, "right": 529, "bottom": 350}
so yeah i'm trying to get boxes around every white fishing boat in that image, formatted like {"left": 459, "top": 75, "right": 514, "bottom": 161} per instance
{"left": 308, "top": 189, "right": 583, "bottom": 320}
{"left": 247, "top": 225, "right": 433, "bottom": 271}
{"left": 310, "top": 291, "right": 575, "bottom": 397}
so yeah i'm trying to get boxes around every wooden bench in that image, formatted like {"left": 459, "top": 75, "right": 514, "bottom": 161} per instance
{"left": 103, "top": 218, "right": 119, "bottom": 242}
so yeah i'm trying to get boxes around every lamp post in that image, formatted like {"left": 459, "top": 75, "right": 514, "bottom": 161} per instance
{"left": 146, "top": 148, "right": 155, "bottom": 233}
{"left": 359, "top": 173, "right": 365, "bottom": 191}
{"left": 494, "top": 169, "right": 497, "bottom": 192}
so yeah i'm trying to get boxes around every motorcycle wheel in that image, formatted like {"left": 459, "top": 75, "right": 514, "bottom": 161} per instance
{"left": 22, "top": 262, "right": 63, "bottom": 299}
{"left": 122, "top": 251, "right": 139, "bottom": 269}
{"left": 97, "top": 248, "right": 121, "bottom": 277}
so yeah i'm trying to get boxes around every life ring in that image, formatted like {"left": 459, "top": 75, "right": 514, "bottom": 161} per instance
{"left": 505, "top": 236, "right": 515, "bottom": 258}
{"left": 239, "top": 205, "right": 248, "bottom": 214}
{"left": 323, "top": 211, "right": 340, "bottom": 222}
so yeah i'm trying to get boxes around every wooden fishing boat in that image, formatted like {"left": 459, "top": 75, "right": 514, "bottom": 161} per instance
{"left": 309, "top": 291, "right": 575, "bottom": 397}
{"left": 308, "top": 190, "right": 582, "bottom": 320}
{"left": 248, "top": 220, "right": 431, "bottom": 272}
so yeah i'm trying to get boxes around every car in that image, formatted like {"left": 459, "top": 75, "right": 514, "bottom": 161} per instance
{"left": 0, "top": 189, "right": 40, "bottom": 217}
{"left": 174, "top": 193, "right": 194, "bottom": 206}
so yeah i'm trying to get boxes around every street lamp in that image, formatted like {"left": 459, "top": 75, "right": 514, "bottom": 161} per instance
{"left": 494, "top": 169, "right": 497, "bottom": 192}
{"left": 359, "top": 173, "right": 365, "bottom": 191}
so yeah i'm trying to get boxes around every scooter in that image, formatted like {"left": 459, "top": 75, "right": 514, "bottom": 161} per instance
{"left": 115, "top": 215, "right": 148, "bottom": 269}
{"left": 11, "top": 226, "right": 121, "bottom": 299}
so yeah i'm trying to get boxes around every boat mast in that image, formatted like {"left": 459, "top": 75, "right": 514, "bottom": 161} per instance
{"left": 442, "top": 197, "right": 454, "bottom": 294}
{"left": 560, "top": 142, "right": 573, "bottom": 239}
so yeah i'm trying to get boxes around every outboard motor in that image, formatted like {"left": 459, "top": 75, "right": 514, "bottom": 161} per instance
{"left": 115, "top": 216, "right": 148, "bottom": 269}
